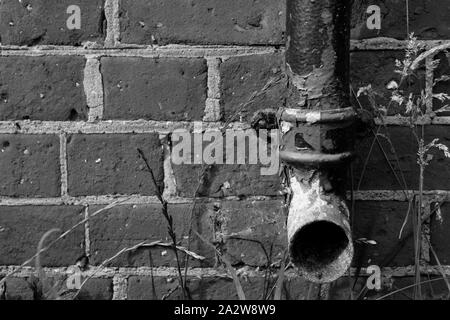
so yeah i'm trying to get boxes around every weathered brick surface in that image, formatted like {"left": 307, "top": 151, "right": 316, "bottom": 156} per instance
{"left": 350, "top": 51, "right": 425, "bottom": 116}
{"left": 75, "top": 278, "right": 113, "bottom": 300}
{"left": 171, "top": 132, "right": 282, "bottom": 198}
{"left": 119, "top": 0, "right": 285, "bottom": 45}
{"left": 330, "top": 276, "right": 449, "bottom": 300}
{"left": 102, "top": 57, "right": 207, "bottom": 121}
{"left": 220, "top": 54, "right": 286, "bottom": 123}
{"left": 0, "top": 0, "right": 105, "bottom": 46}
{"left": 353, "top": 125, "right": 450, "bottom": 191}
{"left": 352, "top": 126, "right": 419, "bottom": 191}
{"left": 219, "top": 199, "right": 286, "bottom": 267}
{"left": 172, "top": 163, "right": 282, "bottom": 198}
{"left": 0, "top": 206, "right": 85, "bottom": 266}
{"left": 67, "top": 134, "right": 163, "bottom": 196}
{"left": 88, "top": 204, "right": 215, "bottom": 267}
{"left": 0, "top": 134, "right": 60, "bottom": 197}
{"left": 1, "top": 277, "right": 34, "bottom": 300}
{"left": 127, "top": 275, "right": 318, "bottom": 300}
{"left": 430, "top": 203, "right": 450, "bottom": 264}
{"left": 351, "top": 0, "right": 450, "bottom": 40}
{"left": 89, "top": 200, "right": 285, "bottom": 268}
{"left": 118, "top": 0, "right": 450, "bottom": 45}
{"left": 0, "top": 56, "right": 87, "bottom": 121}
{"left": 352, "top": 201, "right": 414, "bottom": 267}
{"left": 23, "top": 274, "right": 113, "bottom": 300}
{"left": 1, "top": 0, "right": 450, "bottom": 302}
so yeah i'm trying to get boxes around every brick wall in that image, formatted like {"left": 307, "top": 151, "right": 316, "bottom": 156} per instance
{"left": 0, "top": 0, "right": 449, "bottom": 300}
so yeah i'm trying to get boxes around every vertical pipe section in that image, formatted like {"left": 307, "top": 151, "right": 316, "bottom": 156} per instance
{"left": 283, "top": 0, "right": 354, "bottom": 283}
{"left": 286, "top": 0, "right": 351, "bottom": 110}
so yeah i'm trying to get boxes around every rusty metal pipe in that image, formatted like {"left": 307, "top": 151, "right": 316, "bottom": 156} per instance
{"left": 283, "top": 0, "right": 354, "bottom": 283}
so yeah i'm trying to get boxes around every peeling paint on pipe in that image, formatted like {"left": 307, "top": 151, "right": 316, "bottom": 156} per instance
{"left": 287, "top": 172, "right": 353, "bottom": 283}
{"left": 284, "top": 0, "right": 354, "bottom": 283}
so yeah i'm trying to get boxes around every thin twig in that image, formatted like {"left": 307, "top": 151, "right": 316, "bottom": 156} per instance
{"left": 148, "top": 251, "right": 157, "bottom": 299}
{"left": 137, "top": 148, "right": 189, "bottom": 299}
{"left": 376, "top": 277, "right": 447, "bottom": 300}
{"left": 179, "top": 75, "right": 284, "bottom": 299}
{"left": 273, "top": 256, "right": 286, "bottom": 300}
{"left": 72, "top": 240, "right": 204, "bottom": 299}
{"left": 356, "top": 199, "right": 444, "bottom": 300}
{"left": 191, "top": 229, "right": 246, "bottom": 300}
{"left": 426, "top": 237, "right": 450, "bottom": 298}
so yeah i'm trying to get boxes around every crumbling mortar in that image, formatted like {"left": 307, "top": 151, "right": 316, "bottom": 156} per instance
{"left": 161, "top": 135, "right": 177, "bottom": 199}
{"left": 1, "top": 265, "right": 450, "bottom": 280}
{"left": 0, "top": 195, "right": 286, "bottom": 207}
{"left": 59, "top": 133, "right": 69, "bottom": 198}
{"left": 1, "top": 39, "right": 450, "bottom": 57}
{"left": 105, "top": 0, "right": 120, "bottom": 47}
{"left": 1, "top": 192, "right": 449, "bottom": 207}
{"left": 204, "top": 57, "right": 222, "bottom": 122}
{"left": 84, "top": 56, "right": 104, "bottom": 122}
{"left": 84, "top": 207, "right": 91, "bottom": 257}
{"left": 112, "top": 274, "right": 128, "bottom": 300}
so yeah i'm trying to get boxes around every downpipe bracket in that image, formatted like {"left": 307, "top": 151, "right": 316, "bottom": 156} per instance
{"left": 279, "top": 107, "right": 356, "bottom": 169}
{"left": 279, "top": 107, "right": 357, "bottom": 168}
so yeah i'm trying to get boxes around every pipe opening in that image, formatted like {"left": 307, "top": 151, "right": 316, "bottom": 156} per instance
{"left": 291, "top": 220, "right": 349, "bottom": 272}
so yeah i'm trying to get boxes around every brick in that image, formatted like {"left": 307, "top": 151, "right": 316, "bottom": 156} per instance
{"left": 430, "top": 203, "right": 450, "bottom": 264}
{"left": 220, "top": 54, "right": 286, "bottom": 123}
{"left": 351, "top": 0, "right": 450, "bottom": 40}
{"left": 74, "top": 278, "right": 113, "bottom": 300}
{"left": 0, "top": 206, "right": 85, "bottom": 266}
{"left": 351, "top": 126, "right": 420, "bottom": 191}
{"left": 173, "top": 163, "right": 282, "bottom": 198}
{"left": 119, "top": 0, "right": 285, "bottom": 45}
{"left": 171, "top": 132, "right": 282, "bottom": 198}
{"left": 330, "top": 276, "right": 448, "bottom": 300}
{"left": 352, "top": 201, "right": 414, "bottom": 267}
{"left": 67, "top": 134, "right": 163, "bottom": 196}
{"left": 329, "top": 276, "right": 367, "bottom": 300}
{"left": 0, "top": 56, "right": 87, "bottom": 121}
{"left": 218, "top": 199, "right": 286, "bottom": 267}
{"left": 127, "top": 275, "right": 317, "bottom": 300}
{"left": 102, "top": 57, "right": 207, "bottom": 121}
{"left": 88, "top": 204, "right": 215, "bottom": 267}
{"left": 21, "top": 274, "right": 113, "bottom": 300}
{"left": 353, "top": 125, "right": 450, "bottom": 191}
{"left": 0, "top": 0, "right": 105, "bottom": 46}
{"left": 2, "top": 277, "right": 34, "bottom": 300}
{"left": 0, "top": 134, "right": 60, "bottom": 197}
{"left": 350, "top": 51, "right": 425, "bottom": 116}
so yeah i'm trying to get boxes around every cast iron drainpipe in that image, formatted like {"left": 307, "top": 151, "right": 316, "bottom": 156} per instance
{"left": 280, "top": 0, "right": 356, "bottom": 283}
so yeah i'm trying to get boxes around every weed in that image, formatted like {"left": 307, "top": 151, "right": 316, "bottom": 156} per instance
{"left": 354, "top": 33, "right": 450, "bottom": 300}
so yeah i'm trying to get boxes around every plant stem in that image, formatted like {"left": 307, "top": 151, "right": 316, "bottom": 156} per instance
{"left": 138, "top": 148, "right": 189, "bottom": 300}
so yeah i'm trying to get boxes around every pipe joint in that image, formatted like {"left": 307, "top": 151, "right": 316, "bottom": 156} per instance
{"left": 279, "top": 107, "right": 356, "bottom": 169}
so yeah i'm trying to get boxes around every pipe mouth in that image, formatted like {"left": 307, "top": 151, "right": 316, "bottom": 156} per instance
{"left": 290, "top": 220, "right": 353, "bottom": 283}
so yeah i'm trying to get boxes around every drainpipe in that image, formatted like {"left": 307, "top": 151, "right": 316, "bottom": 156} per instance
{"left": 280, "top": 0, "right": 355, "bottom": 283}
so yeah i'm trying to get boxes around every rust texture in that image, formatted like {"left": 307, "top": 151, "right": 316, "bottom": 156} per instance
{"left": 286, "top": 0, "right": 351, "bottom": 110}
